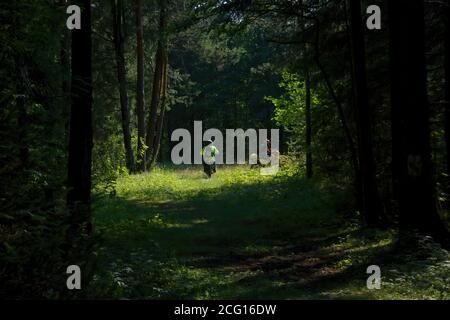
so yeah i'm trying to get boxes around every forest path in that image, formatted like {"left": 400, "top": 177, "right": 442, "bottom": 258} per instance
{"left": 85, "top": 166, "right": 447, "bottom": 299}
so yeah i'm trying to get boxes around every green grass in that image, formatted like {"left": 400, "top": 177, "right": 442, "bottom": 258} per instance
{"left": 85, "top": 165, "right": 450, "bottom": 300}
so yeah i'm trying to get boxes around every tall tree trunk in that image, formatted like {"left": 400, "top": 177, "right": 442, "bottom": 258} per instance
{"left": 17, "top": 83, "right": 29, "bottom": 170}
{"left": 389, "top": 0, "right": 449, "bottom": 243}
{"left": 349, "top": 0, "right": 383, "bottom": 226}
{"left": 15, "top": 56, "right": 30, "bottom": 171}
{"left": 305, "top": 68, "right": 313, "bottom": 179}
{"left": 60, "top": 5, "right": 71, "bottom": 132}
{"left": 149, "top": 55, "right": 168, "bottom": 168}
{"left": 146, "top": 46, "right": 163, "bottom": 165}
{"left": 314, "top": 54, "right": 361, "bottom": 201}
{"left": 313, "top": 19, "right": 360, "bottom": 195}
{"left": 445, "top": 0, "right": 450, "bottom": 177}
{"left": 146, "top": 0, "right": 168, "bottom": 169}
{"left": 343, "top": 0, "right": 364, "bottom": 216}
{"left": 299, "top": 1, "right": 312, "bottom": 179}
{"left": 135, "top": 0, "right": 146, "bottom": 172}
{"left": 112, "top": 0, "right": 135, "bottom": 173}
{"left": 67, "top": 0, "right": 93, "bottom": 232}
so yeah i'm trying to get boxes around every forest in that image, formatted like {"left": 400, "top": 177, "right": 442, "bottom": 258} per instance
{"left": 1, "top": 0, "right": 450, "bottom": 300}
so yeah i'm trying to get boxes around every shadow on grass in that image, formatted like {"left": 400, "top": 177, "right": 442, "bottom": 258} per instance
{"left": 88, "top": 169, "right": 449, "bottom": 299}
{"left": 92, "top": 171, "right": 340, "bottom": 255}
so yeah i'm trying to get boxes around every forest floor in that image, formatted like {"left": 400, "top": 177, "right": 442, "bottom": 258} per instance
{"left": 85, "top": 166, "right": 450, "bottom": 299}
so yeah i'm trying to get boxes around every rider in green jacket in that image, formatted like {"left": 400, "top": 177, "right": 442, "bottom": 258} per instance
{"left": 201, "top": 139, "right": 219, "bottom": 178}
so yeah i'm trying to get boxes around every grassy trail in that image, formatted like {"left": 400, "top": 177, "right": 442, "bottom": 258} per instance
{"left": 86, "top": 166, "right": 450, "bottom": 300}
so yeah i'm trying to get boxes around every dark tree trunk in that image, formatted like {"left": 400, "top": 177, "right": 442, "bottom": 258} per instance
{"left": 67, "top": 0, "right": 93, "bottom": 232}
{"left": 149, "top": 55, "right": 168, "bottom": 168}
{"left": 112, "top": 0, "right": 135, "bottom": 173}
{"left": 349, "top": 0, "right": 383, "bottom": 226}
{"left": 146, "top": 45, "right": 163, "bottom": 165}
{"left": 313, "top": 19, "right": 359, "bottom": 190}
{"left": 445, "top": 0, "right": 450, "bottom": 177}
{"left": 17, "top": 84, "right": 29, "bottom": 170}
{"left": 60, "top": 4, "right": 71, "bottom": 131}
{"left": 388, "top": 0, "right": 449, "bottom": 243}
{"left": 146, "top": 0, "right": 168, "bottom": 169}
{"left": 135, "top": 0, "right": 146, "bottom": 172}
{"left": 298, "top": 2, "right": 312, "bottom": 179}
{"left": 305, "top": 68, "right": 313, "bottom": 179}
{"left": 14, "top": 55, "right": 30, "bottom": 171}
{"left": 314, "top": 56, "right": 361, "bottom": 206}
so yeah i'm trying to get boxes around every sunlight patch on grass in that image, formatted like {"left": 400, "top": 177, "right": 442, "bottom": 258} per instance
{"left": 89, "top": 166, "right": 450, "bottom": 300}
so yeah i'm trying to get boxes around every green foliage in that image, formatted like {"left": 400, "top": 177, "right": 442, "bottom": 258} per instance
{"left": 168, "top": 23, "right": 281, "bottom": 134}
{"left": 92, "top": 134, "right": 130, "bottom": 197}
{"left": 268, "top": 71, "right": 319, "bottom": 131}
{"left": 0, "top": 207, "right": 96, "bottom": 299}
{"left": 0, "top": 2, "right": 80, "bottom": 299}
{"left": 266, "top": 70, "right": 321, "bottom": 172}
